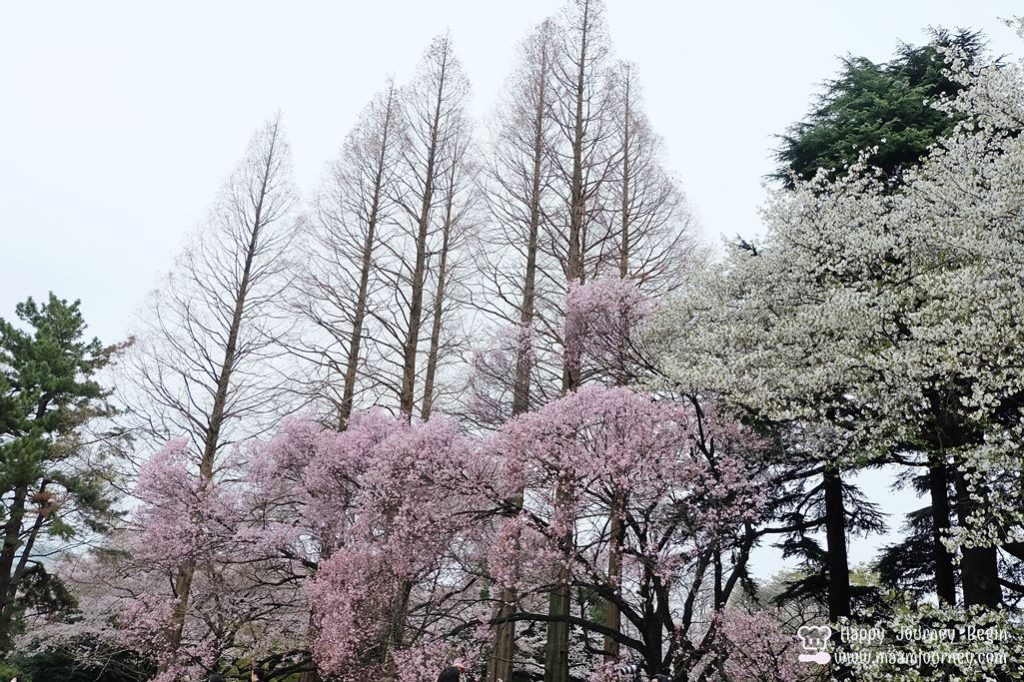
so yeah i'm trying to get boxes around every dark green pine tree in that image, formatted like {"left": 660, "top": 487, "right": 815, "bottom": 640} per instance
{"left": 770, "top": 28, "right": 991, "bottom": 615}
{"left": 0, "top": 294, "right": 122, "bottom": 651}
{"left": 775, "top": 28, "right": 987, "bottom": 187}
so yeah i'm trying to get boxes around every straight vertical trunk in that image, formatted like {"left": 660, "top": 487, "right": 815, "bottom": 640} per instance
{"left": 603, "top": 506, "right": 623, "bottom": 658}
{"left": 549, "top": 4, "right": 596, "bottom": 679}
{"left": 382, "top": 579, "right": 415, "bottom": 674}
{"left": 927, "top": 457, "right": 957, "bottom": 605}
{"left": 618, "top": 70, "right": 631, "bottom": 281}
{"left": 545, "top": 475, "right": 575, "bottom": 682}
{"left": 559, "top": 0, "right": 590, "bottom": 398}
{"left": 823, "top": 468, "right": 851, "bottom": 680}
{"left": 399, "top": 47, "right": 449, "bottom": 418}
{"left": 544, "top": 576, "right": 572, "bottom": 682}
{"left": 489, "top": 32, "right": 549, "bottom": 681}
{"left": 823, "top": 468, "right": 851, "bottom": 621}
{"left": 602, "top": 100, "right": 631, "bottom": 649}
{"left": 419, "top": 227, "right": 449, "bottom": 421}
{"left": 339, "top": 87, "right": 396, "bottom": 429}
{"left": 489, "top": 598, "right": 517, "bottom": 682}
{"left": 420, "top": 156, "right": 458, "bottom": 421}
{"left": 952, "top": 463, "right": 1002, "bottom": 608}
{"left": 637, "top": 562, "right": 662, "bottom": 677}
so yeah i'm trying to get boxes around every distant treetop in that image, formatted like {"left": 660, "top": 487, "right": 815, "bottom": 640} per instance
{"left": 774, "top": 28, "right": 990, "bottom": 187}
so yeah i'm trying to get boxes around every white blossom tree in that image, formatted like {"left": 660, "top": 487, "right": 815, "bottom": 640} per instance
{"left": 650, "top": 23, "right": 1024, "bottom": 625}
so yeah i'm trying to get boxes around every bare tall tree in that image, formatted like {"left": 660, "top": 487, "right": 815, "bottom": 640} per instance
{"left": 280, "top": 85, "right": 404, "bottom": 682}
{"left": 374, "top": 34, "right": 472, "bottom": 418}
{"left": 545, "top": 2, "right": 617, "bottom": 679}
{"left": 327, "top": 35, "right": 475, "bottom": 677}
{"left": 126, "top": 115, "right": 297, "bottom": 666}
{"left": 599, "top": 61, "right": 700, "bottom": 658}
{"left": 478, "top": 20, "right": 558, "bottom": 681}
{"left": 472, "top": 6, "right": 699, "bottom": 677}
{"left": 420, "top": 118, "right": 475, "bottom": 421}
{"left": 291, "top": 83, "right": 401, "bottom": 428}
{"left": 603, "top": 61, "right": 698, "bottom": 293}
{"left": 547, "top": 0, "right": 618, "bottom": 400}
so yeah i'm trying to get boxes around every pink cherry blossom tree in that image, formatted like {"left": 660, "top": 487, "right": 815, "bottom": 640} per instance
{"left": 244, "top": 410, "right": 494, "bottom": 680}
{"left": 714, "top": 606, "right": 805, "bottom": 682}
{"left": 564, "top": 276, "right": 657, "bottom": 387}
{"left": 485, "top": 385, "right": 770, "bottom": 678}
{"left": 120, "top": 441, "right": 247, "bottom": 681}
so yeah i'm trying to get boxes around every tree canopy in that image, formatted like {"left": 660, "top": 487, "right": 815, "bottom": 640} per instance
{"left": 0, "top": 294, "right": 119, "bottom": 650}
{"left": 774, "top": 28, "right": 988, "bottom": 186}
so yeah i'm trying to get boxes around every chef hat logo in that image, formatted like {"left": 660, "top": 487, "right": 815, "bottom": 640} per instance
{"left": 797, "top": 625, "right": 832, "bottom": 651}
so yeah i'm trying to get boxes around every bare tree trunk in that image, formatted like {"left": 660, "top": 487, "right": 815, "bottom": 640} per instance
{"left": 168, "top": 123, "right": 279, "bottom": 655}
{"left": 600, "top": 71, "right": 633, "bottom": 657}
{"left": 822, "top": 468, "right": 852, "bottom": 680}
{"left": 548, "top": 3, "right": 612, "bottom": 679}
{"left": 382, "top": 580, "right": 415, "bottom": 674}
{"left": 420, "top": 218, "right": 450, "bottom": 421}
{"left": 400, "top": 152, "right": 439, "bottom": 418}
{"left": 288, "top": 84, "right": 402, "bottom": 427}
{"left": 343, "top": 36, "right": 472, "bottom": 675}
{"left": 288, "top": 85, "right": 402, "bottom": 682}
{"left": 512, "top": 41, "right": 546, "bottom": 409}
{"left": 485, "top": 22, "right": 555, "bottom": 681}
{"left": 422, "top": 131, "right": 469, "bottom": 420}
{"left": 544, "top": 560, "right": 573, "bottom": 682}
{"left": 823, "top": 468, "right": 851, "bottom": 622}
{"left": 603, "top": 497, "right": 623, "bottom": 659}
{"left": 928, "top": 457, "right": 957, "bottom": 605}
{"left": 133, "top": 116, "right": 296, "bottom": 667}
{"left": 398, "top": 37, "right": 457, "bottom": 418}
{"left": 617, "top": 67, "right": 632, "bottom": 282}
{"left": 560, "top": 16, "right": 587, "bottom": 396}
{"left": 339, "top": 85, "right": 398, "bottom": 429}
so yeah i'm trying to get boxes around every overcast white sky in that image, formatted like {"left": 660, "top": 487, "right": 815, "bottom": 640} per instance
{"left": 1, "top": 1, "right": 1021, "bottom": 577}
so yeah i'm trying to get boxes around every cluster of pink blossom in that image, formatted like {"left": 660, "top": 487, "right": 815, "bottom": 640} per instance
{"left": 118, "top": 379, "right": 772, "bottom": 679}
{"left": 250, "top": 413, "right": 480, "bottom": 677}
{"left": 485, "top": 384, "right": 771, "bottom": 670}
{"left": 716, "top": 607, "right": 805, "bottom": 682}
{"left": 564, "top": 276, "right": 658, "bottom": 383}
{"left": 490, "top": 386, "right": 766, "bottom": 581}
{"left": 131, "top": 439, "right": 240, "bottom": 571}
